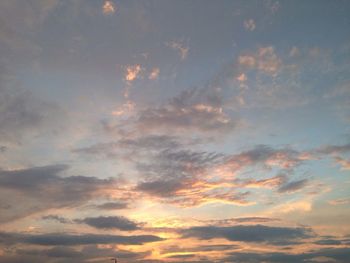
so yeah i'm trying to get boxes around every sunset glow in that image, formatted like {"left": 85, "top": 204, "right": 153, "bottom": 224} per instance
{"left": 0, "top": 1, "right": 349, "bottom": 262}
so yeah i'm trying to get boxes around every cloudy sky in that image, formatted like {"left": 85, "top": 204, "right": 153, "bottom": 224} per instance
{"left": 0, "top": 0, "right": 350, "bottom": 262}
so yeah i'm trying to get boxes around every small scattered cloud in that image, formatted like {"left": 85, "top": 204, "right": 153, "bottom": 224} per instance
{"left": 265, "top": 0, "right": 281, "bottom": 14}
{"left": 289, "top": 46, "right": 300, "bottom": 57}
{"left": 236, "top": 73, "right": 247, "bottom": 82}
{"left": 148, "top": 67, "right": 160, "bottom": 80}
{"left": 238, "top": 46, "right": 282, "bottom": 76}
{"left": 112, "top": 100, "right": 135, "bottom": 117}
{"left": 166, "top": 40, "right": 189, "bottom": 60}
{"left": 125, "top": 64, "right": 142, "bottom": 82}
{"left": 244, "top": 19, "right": 256, "bottom": 31}
{"left": 103, "top": 1, "right": 116, "bottom": 15}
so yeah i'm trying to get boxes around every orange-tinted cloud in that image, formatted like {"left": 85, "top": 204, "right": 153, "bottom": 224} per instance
{"left": 103, "top": 1, "right": 115, "bottom": 15}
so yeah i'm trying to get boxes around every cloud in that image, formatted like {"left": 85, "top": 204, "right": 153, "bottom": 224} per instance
{"left": 180, "top": 224, "right": 314, "bottom": 244}
{"left": 75, "top": 216, "right": 140, "bottom": 231}
{"left": 136, "top": 88, "right": 237, "bottom": 134}
{"left": 132, "top": 144, "right": 308, "bottom": 207}
{"left": 103, "top": 1, "right": 116, "bottom": 15}
{"left": 73, "top": 134, "right": 183, "bottom": 159}
{"left": 223, "top": 145, "right": 304, "bottom": 172}
{"left": 166, "top": 40, "right": 189, "bottom": 60}
{"left": 328, "top": 198, "right": 350, "bottom": 205}
{"left": 42, "top": 215, "right": 71, "bottom": 224}
{"left": 289, "top": 46, "right": 300, "bottom": 57}
{"left": 238, "top": 46, "right": 282, "bottom": 75}
{"left": 334, "top": 156, "right": 350, "bottom": 170}
{"left": 134, "top": 148, "right": 246, "bottom": 207}
{"left": 123, "top": 64, "right": 142, "bottom": 98}
{"left": 315, "top": 143, "right": 350, "bottom": 170}
{"left": 236, "top": 73, "right": 247, "bottom": 82}
{"left": 224, "top": 247, "right": 350, "bottom": 263}
{"left": 278, "top": 179, "right": 308, "bottom": 193}
{"left": 0, "top": 80, "right": 64, "bottom": 144}
{"left": 315, "top": 238, "right": 342, "bottom": 246}
{"left": 95, "top": 201, "right": 129, "bottom": 210}
{"left": 10, "top": 245, "right": 151, "bottom": 262}
{"left": 149, "top": 67, "right": 160, "bottom": 80}
{"left": 112, "top": 100, "right": 135, "bottom": 117}
{"left": 125, "top": 64, "right": 142, "bottom": 82}
{"left": 272, "top": 199, "right": 313, "bottom": 214}
{"left": 136, "top": 179, "right": 184, "bottom": 197}
{"left": 316, "top": 143, "right": 350, "bottom": 155}
{"left": 0, "top": 231, "right": 163, "bottom": 246}
{"left": 161, "top": 244, "right": 237, "bottom": 254}
{"left": 0, "top": 165, "right": 117, "bottom": 222}
{"left": 75, "top": 141, "right": 309, "bottom": 208}
{"left": 205, "top": 217, "right": 280, "bottom": 226}
{"left": 236, "top": 174, "right": 287, "bottom": 189}
{"left": 244, "top": 19, "right": 256, "bottom": 31}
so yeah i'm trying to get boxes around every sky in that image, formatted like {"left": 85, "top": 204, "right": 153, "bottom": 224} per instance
{"left": 0, "top": 0, "right": 350, "bottom": 262}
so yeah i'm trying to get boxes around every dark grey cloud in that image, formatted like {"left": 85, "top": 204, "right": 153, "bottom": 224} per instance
{"left": 224, "top": 251, "right": 307, "bottom": 263}
{"left": 95, "top": 201, "right": 129, "bottom": 210}
{"left": 206, "top": 217, "right": 280, "bottom": 225}
{"left": 6, "top": 245, "right": 151, "bottom": 263}
{"left": 278, "top": 179, "right": 308, "bottom": 193}
{"left": 75, "top": 216, "right": 140, "bottom": 231}
{"left": 136, "top": 179, "right": 184, "bottom": 197}
{"left": 224, "top": 247, "right": 350, "bottom": 263}
{"left": 42, "top": 215, "right": 71, "bottom": 224}
{"left": 46, "top": 246, "right": 81, "bottom": 258}
{"left": 0, "top": 146, "right": 6, "bottom": 152}
{"left": 0, "top": 165, "right": 117, "bottom": 222}
{"left": 314, "top": 238, "right": 342, "bottom": 246}
{"left": 166, "top": 254, "right": 195, "bottom": 259}
{"left": 0, "top": 231, "right": 163, "bottom": 246}
{"left": 180, "top": 224, "right": 314, "bottom": 244}
{"left": 161, "top": 244, "right": 237, "bottom": 254}
{"left": 81, "top": 245, "right": 151, "bottom": 260}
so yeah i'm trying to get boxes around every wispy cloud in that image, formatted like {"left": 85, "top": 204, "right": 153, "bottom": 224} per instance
{"left": 166, "top": 40, "right": 189, "bottom": 60}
